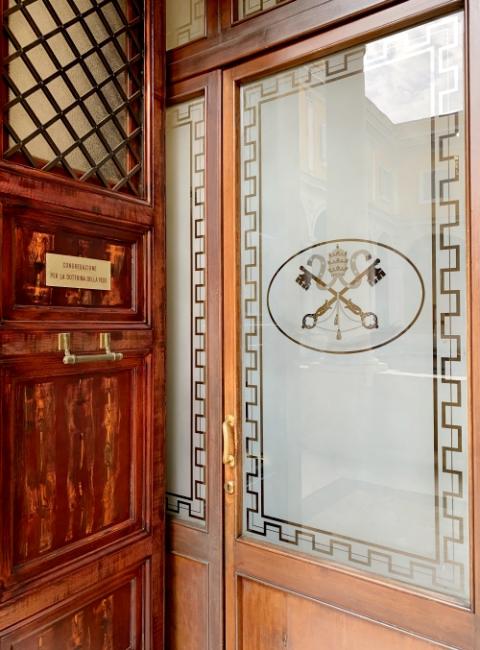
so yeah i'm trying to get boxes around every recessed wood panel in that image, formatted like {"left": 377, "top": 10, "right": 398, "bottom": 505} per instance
{"left": 240, "top": 579, "right": 445, "bottom": 649}
{"left": 166, "top": 554, "right": 208, "bottom": 650}
{"left": 1, "top": 207, "right": 149, "bottom": 324}
{"left": 1, "top": 356, "right": 148, "bottom": 590}
{"left": 14, "top": 372, "right": 132, "bottom": 564}
{"left": 0, "top": 565, "right": 145, "bottom": 649}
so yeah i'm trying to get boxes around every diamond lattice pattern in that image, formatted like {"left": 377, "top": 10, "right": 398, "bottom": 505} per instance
{"left": 3, "top": 0, "right": 144, "bottom": 196}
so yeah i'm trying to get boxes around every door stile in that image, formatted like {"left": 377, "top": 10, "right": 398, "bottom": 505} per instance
{"left": 466, "top": 0, "right": 480, "bottom": 640}
{"left": 223, "top": 64, "right": 240, "bottom": 650}
{"left": 165, "top": 70, "right": 224, "bottom": 650}
{"left": 204, "top": 69, "right": 225, "bottom": 650}
{"left": 223, "top": 0, "right": 480, "bottom": 648}
{"left": 150, "top": 0, "right": 167, "bottom": 641}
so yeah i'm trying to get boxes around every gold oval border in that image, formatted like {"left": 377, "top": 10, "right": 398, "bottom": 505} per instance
{"left": 266, "top": 238, "right": 426, "bottom": 355}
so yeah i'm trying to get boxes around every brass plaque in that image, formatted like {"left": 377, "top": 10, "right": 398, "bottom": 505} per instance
{"left": 45, "top": 253, "right": 112, "bottom": 291}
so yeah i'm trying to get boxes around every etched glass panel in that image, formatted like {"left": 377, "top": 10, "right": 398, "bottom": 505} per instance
{"left": 237, "top": 0, "right": 290, "bottom": 20}
{"left": 3, "top": 0, "right": 144, "bottom": 196}
{"left": 166, "top": 0, "right": 206, "bottom": 51}
{"left": 240, "top": 12, "right": 470, "bottom": 603}
{"left": 166, "top": 98, "right": 206, "bottom": 525}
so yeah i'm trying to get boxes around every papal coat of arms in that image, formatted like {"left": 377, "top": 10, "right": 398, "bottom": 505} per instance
{"left": 266, "top": 239, "right": 424, "bottom": 354}
{"left": 295, "top": 244, "right": 386, "bottom": 340}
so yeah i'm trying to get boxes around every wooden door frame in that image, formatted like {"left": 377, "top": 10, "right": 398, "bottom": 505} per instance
{"left": 223, "top": 0, "right": 480, "bottom": 647}
{"left": 165, "top": 70, "right": 224, "bottom": 650}
{"left": 167, "top": 0, "right": 405, "bottom": 84}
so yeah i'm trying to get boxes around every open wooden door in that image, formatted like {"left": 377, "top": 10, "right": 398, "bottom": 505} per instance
{"left": 224, "top": 0, "right": 480, "bottom": 647}
{"left": 0, "top": 1, "right": 165, "bottom": 647}
{"left": 164, "top": 71, "right": 224, "bottom": 650}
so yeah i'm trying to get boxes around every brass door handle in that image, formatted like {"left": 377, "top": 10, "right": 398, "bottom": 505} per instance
{"left": 223, "top": 415, "right": 235, "bottom": 467}
{"left": 58, "top": 332, "right": 124, "bottom": 365}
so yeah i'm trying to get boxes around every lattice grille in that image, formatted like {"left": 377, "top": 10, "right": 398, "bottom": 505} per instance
{"left": 2, "top": 0, "right": 144, "bottom": 196}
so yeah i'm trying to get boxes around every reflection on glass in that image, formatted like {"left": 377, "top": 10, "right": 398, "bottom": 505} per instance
{"left": 166, "top": 0, "right": 206, "bottom": 51}
{"left": 166, "top": 98, "right": 207, "bottom": 526}
{"left": 240, "top": 12, "right": 469, "bottom": 603}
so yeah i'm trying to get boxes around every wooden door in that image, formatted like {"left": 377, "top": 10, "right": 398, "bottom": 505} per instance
{"left": 0, "top": 1, "right": 165, "bottom": 647}
{"left": 223, "top": 0, "right": 480, "bottom": 648}
{"left": 164, "top": 72, "right": 224, "bottom": 650}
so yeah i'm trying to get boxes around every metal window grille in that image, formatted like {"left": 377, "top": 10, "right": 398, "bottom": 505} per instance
{"left": 2, "top": 0, "right": 145, "bottom": 196}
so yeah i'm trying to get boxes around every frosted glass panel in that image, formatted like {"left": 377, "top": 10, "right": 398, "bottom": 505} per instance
{"left": 166, "top": 98, "right": 206, "bottom": 526}
{"left": 166, "top": 0, "right": 206, "bottom": 51}
{"left": 237, "top": 0, "right": 290, "bottom": 20}
{"left": 240, "top": 12, "right": 470, "bottom": 604}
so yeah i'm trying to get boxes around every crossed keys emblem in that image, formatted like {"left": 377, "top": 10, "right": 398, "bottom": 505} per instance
{"left": 295, "top": 244, "right": 386, "bottom": 340}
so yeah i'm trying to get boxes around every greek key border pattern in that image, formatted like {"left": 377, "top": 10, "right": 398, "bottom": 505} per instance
{"left": 240, "top": 37, "right": 467, "bottom": 598}
{"left": 436, "top": 111, "right": 467, "bottom": 590}
{"left": 237, "top": 0, "right": 290, "bottom": 20}
{"left": 166, "top": 98, "right": 207, "bottom": 523}
{"left": 166, "top": 0, "right": 206, "bottom": 51}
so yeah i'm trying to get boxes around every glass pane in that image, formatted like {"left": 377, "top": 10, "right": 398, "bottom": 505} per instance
{"left": 3, "top": 0, "right": 144, "bottom": 196}
{"left": 166, "top": 0, "right": 206, "bottom": 51}
{"left": 237, "top": 0, "right": 290, "bottom": 20}
{"left": 166, "top": 98, "right": 207, "bottom": 526}
{"left": 240, "top": 12, "right": 470, "bottom": 604}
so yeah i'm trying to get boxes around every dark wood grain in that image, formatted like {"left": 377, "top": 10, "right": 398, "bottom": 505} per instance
{"left": 148, "top": 0, "right": 167, "bottom": 645}
{"left": 1, "top": 205, "right": 149, "bottom": 324}
{"left": 0, "top": 539, "right": 151, "bottom": 632}
{"left": 1, "top": 354, "right": 149, "bottom": 596}
{"left": 0, "top": 330, "right": 154, "bottom": 358}
{"left": 0, "top": 0, "right": 165, "bottom": 646}
{"left": 0, "top": 565, "right": 145, "bottom": 650}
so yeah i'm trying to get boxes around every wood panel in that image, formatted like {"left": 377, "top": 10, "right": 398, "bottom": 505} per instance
{"left": 0, "top": 541, "right": 151, "bottom": 633}
{"left": 0, "top": 564, "right": 145, "bottom": 649}
{"left": 166, "top": 554, "right": 208, "bottom": 650}
{"left": 0, "top": 355, "right": 149, "bottom": 595}
{"left": 240, "top": 579, "right": 448, "bottom": 650}
{"left": 1, "top": 204, "right": 149, "bottom": 325}
{"left": 234, "top": 540, "right": 475, "bottom": 649}
{"left": 0, "top": 0, "right": 165, "bottom": 645}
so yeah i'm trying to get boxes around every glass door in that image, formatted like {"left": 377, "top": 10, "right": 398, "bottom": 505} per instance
{"left": 223, "top": 4, "right": 479, "bottom": 647}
